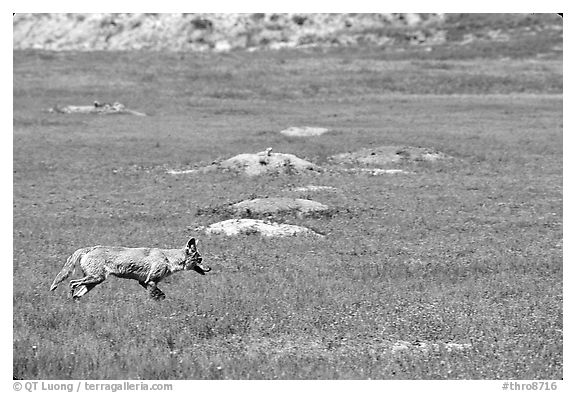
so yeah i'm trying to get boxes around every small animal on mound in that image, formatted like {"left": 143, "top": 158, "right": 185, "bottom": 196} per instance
{"left": 50, "top": 238, "right": 210, "bottom": 300}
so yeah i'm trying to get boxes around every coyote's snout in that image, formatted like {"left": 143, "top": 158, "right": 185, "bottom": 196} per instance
{"left": 50, "top": 237, "right": 210, "bottom": 300}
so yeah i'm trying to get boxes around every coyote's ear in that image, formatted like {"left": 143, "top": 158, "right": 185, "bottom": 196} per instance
{"left": 186, "top": 237, "right": 197, "bottom": 251}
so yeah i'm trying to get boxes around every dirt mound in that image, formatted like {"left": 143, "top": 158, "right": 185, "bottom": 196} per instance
{"left": 219, "top": 148, "right": 322, "bottom": 176}
{"left": 230, "top": 197, "right": 329, "bottom": 216}
{"left": 167, "top": 149, "right": 321, "bottom": 176}
{"left": 280, "top": 127, "right": 330, "bottom": 137}
{"left": 202, "top": 218, "right": 322, "bottom": 237}
{"left": 331, "top": 146, "right": 450, "bottom": 166}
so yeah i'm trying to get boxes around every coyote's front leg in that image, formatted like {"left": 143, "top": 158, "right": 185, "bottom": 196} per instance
{"left": 139, "top": 281, "right": 166, "bottom": 300}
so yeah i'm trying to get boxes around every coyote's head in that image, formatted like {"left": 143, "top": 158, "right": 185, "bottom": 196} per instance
{"left": 184, "top": 238, "right": 211, "bottom": 275}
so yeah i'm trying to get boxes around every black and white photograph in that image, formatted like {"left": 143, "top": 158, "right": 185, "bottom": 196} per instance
{"left": 12, "top": 8, "right": 564, "bottom": 385}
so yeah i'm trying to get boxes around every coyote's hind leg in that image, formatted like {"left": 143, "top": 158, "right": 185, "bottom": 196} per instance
{"left": 70, "top": 283, "right": 99, "bottom": 300}
{"left": 69, "top": 275, "right": 105, "bottom": 299}
{"left": 70, "top": 275, "right": 105, "bottom": 289}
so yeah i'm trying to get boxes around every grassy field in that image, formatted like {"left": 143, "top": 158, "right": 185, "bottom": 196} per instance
{"left": 13, "top": 47, "right": 562, "bottom": 379}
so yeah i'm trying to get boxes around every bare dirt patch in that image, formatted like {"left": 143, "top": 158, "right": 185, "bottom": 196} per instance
{"left": 342, "top": 168, "right": 411, "bottom": 176}
{"left": 245, "top": 336, "right": 472, "bottom": 359}
{"left": 201, "top": 218, "right": 323, "bottom": 237}
{"left": 391, "top": 341, "right": 472, "bottom": 354}
{"left": 229, "top": 197, "right": 329, "bottom": 216}
{"left": 280, "top": 126, "right": 330, "bottom": 137}
{"left": 293, "top": 185, "right": 338, "bottom": 192}
{"left": 47, "top": 101, "right": 147, "bottom": 116}
{"left": 166, "top": 169, "right": 199, "bottom": 175}
{"left": 331, "top": 145, "right": 451, "bottom": 166}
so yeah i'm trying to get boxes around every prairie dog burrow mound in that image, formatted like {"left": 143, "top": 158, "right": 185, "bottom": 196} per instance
{"left": 229, "top": 197, "right": 330, "bottom": 216}
{"left": 167, "top": 149, "right": 322, "bottom": 176}
{"left": 330, "top": 145, "right": 451, "bottom": 166}
{"left": 218, "top": 148, "right": 322, "bottom": 176}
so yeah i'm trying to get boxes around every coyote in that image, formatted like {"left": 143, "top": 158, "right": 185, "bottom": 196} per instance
{"left": 50, "top": 237, "right": 210, "bottom": 300}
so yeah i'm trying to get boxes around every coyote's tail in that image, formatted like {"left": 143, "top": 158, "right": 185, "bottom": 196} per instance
{"left": 50, "top": 248, "right": 89, "bottom": 291}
